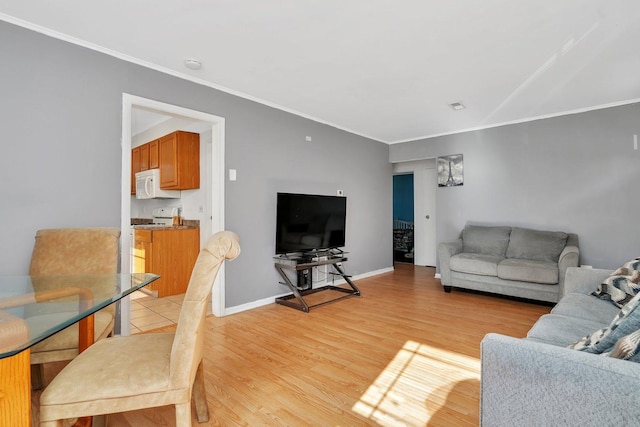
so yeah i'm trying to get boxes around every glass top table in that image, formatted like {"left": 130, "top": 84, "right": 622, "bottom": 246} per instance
{"left": 0, "top": 273, "right": 159, "bottom": 426}
{"left": 0, "top": 273, "right": 160, "bottom": 358}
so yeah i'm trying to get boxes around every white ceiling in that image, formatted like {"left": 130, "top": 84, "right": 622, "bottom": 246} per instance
{"left": 2, "top": 1, "right": 639, "bottom": 143}
{"left": 130, "top": 108, "right": 173, "bottom": 137}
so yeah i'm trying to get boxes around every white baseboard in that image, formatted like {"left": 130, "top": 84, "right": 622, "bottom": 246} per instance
{"left": 221, "top": 266, "right": 394, "bottom": 316}
{"left": 434, "top": 273, "right": 441, "bottom": 279}
{"left": 359, "top": 266, "right": 395, "bottom": 278}
{"left": 222, "top": 294, "right": 285, "bottom": 316}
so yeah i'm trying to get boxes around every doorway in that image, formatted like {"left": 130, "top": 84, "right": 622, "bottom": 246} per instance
{"left": 393, "top": 173, "right": 415, "bottom": 264}
{"left": 392, "top": 159, "right": 437, "bottom": 267}
{"left": 120, "top": 94, "right": 226, "bottom": 334}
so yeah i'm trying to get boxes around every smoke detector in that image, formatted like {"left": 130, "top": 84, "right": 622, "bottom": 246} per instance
{"left": 184, "top": 58, "right": 202, "bottom": 70}
{"left": 449, "top": 102, "right": 466, "bottom": 111}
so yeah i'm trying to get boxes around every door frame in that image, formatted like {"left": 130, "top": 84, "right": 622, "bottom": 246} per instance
{"left": 392, "top": 159, "right": 437, "bottom": 267}
{"left": 120, "top": 94, "right": 227, "bottom": 333}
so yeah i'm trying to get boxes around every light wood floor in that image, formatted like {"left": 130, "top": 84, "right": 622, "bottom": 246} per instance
{"left": 37, "top": 264, "right": 552, "bottom": 426}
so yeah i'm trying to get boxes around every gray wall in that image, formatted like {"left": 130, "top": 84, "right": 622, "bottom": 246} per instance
{"left": 390, "top": 103, "right": 640, "bottom": 270}
{"left": 0, "top": 21, "right": 392, "bottom": 308}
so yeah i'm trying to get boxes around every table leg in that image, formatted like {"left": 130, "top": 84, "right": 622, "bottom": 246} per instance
{"left": 0, "top": 349, "right": 31, "bottom": 427}
{"left": 73, "top": 314, "right": 95, "bottom": 427}
{"left": 78, "top": 314, "right": 95, "bottom": 353}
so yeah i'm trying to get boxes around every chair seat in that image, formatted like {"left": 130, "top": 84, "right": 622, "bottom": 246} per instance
{"left": 28, "top": 311, "right": 114, "bottom": 364}
{"left": 41, "top": 333, "right": 174, "bottom": 402}
{"left": 40, "top": 332, "right": 190, "bottom": 421}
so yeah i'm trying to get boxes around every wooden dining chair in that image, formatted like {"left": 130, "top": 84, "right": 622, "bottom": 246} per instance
{"left": 39, "top": 231, "right": 241, "bottom": 427}
{"left": 27, "top": 227, "right": 121, "bottom": 388}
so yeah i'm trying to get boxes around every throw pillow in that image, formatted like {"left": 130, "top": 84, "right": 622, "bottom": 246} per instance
{"left": 604, "top": 329, "right": 640, "bottom": 362}
{"left": 568, "top": 291, "right": 640, "bottom": 354}
{"left": 591, "top": 257, "right": 640, "bottom": 308}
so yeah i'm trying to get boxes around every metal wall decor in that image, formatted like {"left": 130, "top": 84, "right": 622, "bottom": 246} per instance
{"left": 437, "top": 154, "right": 463, "bottom": 187}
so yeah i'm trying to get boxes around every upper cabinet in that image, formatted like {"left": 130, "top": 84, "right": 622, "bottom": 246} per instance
{"left": 159, "top": 131, "right": 200, "bottom": 190}
{"left": 131, "top": 147, "right": 141, "bottom": 195}
{"left": 131, "top": 131, "right": 200, "bottom": 194}
{"left": 140, "top": 143, "right": 150, "bottom": 171}
{"left": 149, "top": 139, "right": 159, "bottom": 169}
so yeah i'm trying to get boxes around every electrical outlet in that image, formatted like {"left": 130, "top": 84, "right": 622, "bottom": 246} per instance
{"left": 337, "top": 189, "right": 344, "bottom": 196}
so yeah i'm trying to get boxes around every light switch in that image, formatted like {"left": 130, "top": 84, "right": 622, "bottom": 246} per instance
{"left": 229, "top": 169, "right": 237, "bottom": 181}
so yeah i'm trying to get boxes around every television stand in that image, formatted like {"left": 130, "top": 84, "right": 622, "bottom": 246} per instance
{"left": 274, "top": 256, "right": 360, "bottom": 312}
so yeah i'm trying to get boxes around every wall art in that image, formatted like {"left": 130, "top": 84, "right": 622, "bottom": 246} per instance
{"left": 437, "top": 154, "right": 463, "bottom": 187}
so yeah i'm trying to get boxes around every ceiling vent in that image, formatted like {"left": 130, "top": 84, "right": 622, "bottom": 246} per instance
{"left": 448, "top": 102, "right": 466, "bottom": 111}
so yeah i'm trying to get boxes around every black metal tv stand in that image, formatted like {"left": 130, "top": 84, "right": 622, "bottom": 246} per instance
{"left": 274, "top": 255, "right": 361, "bottom": 312}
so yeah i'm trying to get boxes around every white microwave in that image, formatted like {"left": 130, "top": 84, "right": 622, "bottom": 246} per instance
{"left": 135, "top": 169, "right": 180, "bottom": 199}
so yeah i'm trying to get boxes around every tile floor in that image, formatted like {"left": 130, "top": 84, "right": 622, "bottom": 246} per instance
{"left": 129, "top": 290, "right": 214, "bottom": 334}
{"left": 129, "top": 291, "right": 184, "bottom": 334}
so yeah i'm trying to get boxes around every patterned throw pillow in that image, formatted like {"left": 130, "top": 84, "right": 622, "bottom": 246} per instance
{"left": 591, "top": 257, "right": 640, "bottom": 308}
{"left": 569, "top": 291, "right": 640, "bottom": 354}
{"left": 604, "top": 329, "right": 640, "bottom": 362}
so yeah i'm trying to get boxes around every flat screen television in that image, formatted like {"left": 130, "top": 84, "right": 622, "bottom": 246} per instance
{"left": 275, "top": 192, "right": 347, "bottom": 254}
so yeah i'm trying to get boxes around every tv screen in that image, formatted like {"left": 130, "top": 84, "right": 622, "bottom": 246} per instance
{"left": 275, "top": 193, "right": 347, "bottom": 254}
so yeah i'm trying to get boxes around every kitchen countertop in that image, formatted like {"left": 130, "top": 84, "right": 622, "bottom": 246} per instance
{"left": 131, "top": 218, "right": 200, "bottom": 230}
{"left": 132, "top": 224, "right": 198, "bottom": 231}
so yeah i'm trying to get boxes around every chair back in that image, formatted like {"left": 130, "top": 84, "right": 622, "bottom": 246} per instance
{"left": 170, "top": 231, "right": 240, "bottom": 388}
{"left": 29, "top": 228, "right": 121, "bottom": 276}
{"left": 28, "top": 228, "right": 121, "bottom": 316}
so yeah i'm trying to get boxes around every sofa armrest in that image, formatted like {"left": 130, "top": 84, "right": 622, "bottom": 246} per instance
{"left": 557, "top": 245, "right": 579, "bottom": 291}
{"left": 481, "top": 333, "right": 640, "bottom": 426}
{"left": 437, "top": 240, "right": 462, "bottom": 286}
{"left": 563, "top": 267, "right": 613, "bottom": 296}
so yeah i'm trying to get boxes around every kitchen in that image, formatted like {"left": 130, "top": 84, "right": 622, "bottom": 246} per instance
{"left": 129, "top": 108, "right": 214, "bottom": 331}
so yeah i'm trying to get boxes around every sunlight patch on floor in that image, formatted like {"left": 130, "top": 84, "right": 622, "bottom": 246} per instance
{"left": 353, "top": 341, "right": 481, "bottom": 426}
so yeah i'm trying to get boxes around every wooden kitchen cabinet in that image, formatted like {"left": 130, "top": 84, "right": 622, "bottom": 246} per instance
{"left": 132, "top": 228, "right": 200, "bottom": 297}
{"left": 159, "top": 131, "right": 200, "bottom": 190}
{"left": 131, "top": 130, "right": 199, "bottom": 194}
{"left": 131, "top": 147, "right": 141, "bottom": 195}
{"left": 149, "top": 140, "right": 159, "bottom": 169}
{"left": 140, "top": 143, "right": 150, "bottom": 171}
{"left": 131, "top": 143, "right": 151, "bottom": 194}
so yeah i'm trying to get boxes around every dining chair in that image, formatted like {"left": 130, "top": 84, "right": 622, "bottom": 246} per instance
{"left": 39, "top": 230, "right": 241, "bottom": 427}
{"left": 27, "top": 227, "right": 121, "bottom": 388}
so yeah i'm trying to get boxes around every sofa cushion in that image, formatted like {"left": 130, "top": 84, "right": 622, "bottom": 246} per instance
{"left": 569, "top": 291, "right": 640, "bottom": 354}
{"left": 497, "top": 258, "right": 558, "bottom": 284}
{"left": 526, "top": 314, "right": 607, "bottom": 347}
{"left": 551, "top": 293, "right": 620, "bottom": 324}
{"left": 591, "top": 258, "right": 640, "bottom": 308}
{"left": 449, "top": 253, "right": 503, "bottom": 277}
{"left": 505, "top": 227, "right": 568, "bottom": 262}
{"left": 461, "top": 225, "right": 511, "bottom": 257}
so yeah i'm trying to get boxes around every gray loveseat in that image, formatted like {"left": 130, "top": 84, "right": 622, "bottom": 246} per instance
{"left": 438, "top": 225, "right": 579, "bottom": 303}
{"left": 481, "top": 267, "right": 640, "bottom": 426}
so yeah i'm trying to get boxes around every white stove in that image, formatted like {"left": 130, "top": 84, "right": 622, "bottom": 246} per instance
{"left": 150, "top": 207, "right": 180, "bottom": 226}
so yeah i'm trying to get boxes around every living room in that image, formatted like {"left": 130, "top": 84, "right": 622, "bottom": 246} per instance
{"left": 1, "top": 3, "right": 637, "bottom": 314}
{"left": 1, "top": 2, "right": 639, "bottom": 425}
